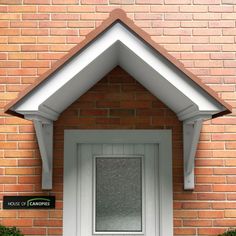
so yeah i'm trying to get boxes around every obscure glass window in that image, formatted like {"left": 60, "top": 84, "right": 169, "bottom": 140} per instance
{"left": 95, "top": 156, "right": 143, "bottom": 233}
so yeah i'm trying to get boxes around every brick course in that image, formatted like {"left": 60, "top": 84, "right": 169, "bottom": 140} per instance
{"left": 0, "top": 1, "right": 235, "bottom": 235}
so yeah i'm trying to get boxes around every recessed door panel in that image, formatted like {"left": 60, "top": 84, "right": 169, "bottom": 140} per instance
{"left": 77, "top": 144, "right": 159, "bottom": 236}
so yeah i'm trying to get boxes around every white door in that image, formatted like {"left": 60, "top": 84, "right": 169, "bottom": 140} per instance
{"left": 63, "top": 130, "right": 173, "bottom": 236}
{"left": 77, "top": 144, "right": 159, "bottom": 236}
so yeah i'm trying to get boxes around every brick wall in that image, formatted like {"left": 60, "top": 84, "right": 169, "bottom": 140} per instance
{"left": 0, "top": 1, "right": 235, "bottom": 235}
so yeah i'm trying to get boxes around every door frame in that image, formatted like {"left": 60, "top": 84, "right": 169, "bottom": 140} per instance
{"left": 63, "top": 130, "right": 173, "bottom": 236}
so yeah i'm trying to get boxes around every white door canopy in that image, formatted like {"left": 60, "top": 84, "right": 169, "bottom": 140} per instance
{"left": 5, "top": 9, "right": 232, "bottom": 190}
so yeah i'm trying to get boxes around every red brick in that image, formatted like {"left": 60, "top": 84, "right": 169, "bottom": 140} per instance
{"left": 136, "top": 0, "right": 163, "bottom": 3}
{"left": 196, "top": 176, "right": 226, "bottom": 184}
{"left": 0, "top": 14, "right": 21, "bottom": 20}
{"left": 4, "top": 184, "right": 34, "bottom": 192}
{"left": 4, "top": 150, "right": 34, "bottom": 158}
{"left": 225, "top": 210, "right": 236, "bottom": 217}
{"left": 18, "top": 158, "right": 41, "bottom": 166}
{"left": 19, "top": 211, "right": 48, "bottom": 218}
{"left": 223, "top": 28, "right": 236, "bottom": 35}
{"left": 165, "top": 13, "right": 192, "bottom": 20}
{"left": 226, "top": 142, "right": 236, "bottom": 149}
{"left": 224, "top": 61, "right": 236, "bottom": 68}
{"left": 227, "top": 194, "right": 236, "bottom": 200}
{"left": 197, "top": 193, "right": 226, "bottom": 200}
{"left": 18, "top": 175, "right": 40, "bottom": 184}
{"left": 34, "top": 219, "right": 62, "bottom": 227}
{"left": 213, "top": 202, "right": 236, "bottom": 209}
{"left": 21, "top": 228, "right": 47, "bottom": 235}
{"left": 22, "top": 60, "right": 50, "bottom": 68}
{"left": 174, "top": 228, "right": 197, "bottom": 235}
{"left": 96, "top": 101, "right": 119, "bottom": 108}
{"left": 199, "top": 211, "right": 224, "bottom": 218}
{"left": 227, "top": 176, "right": 236, "bottom": 184}
{"left": 214, "top": 168, "right": 236, "bottom": 175}
{"left": 8, "top": 68, "right": 37, "bottom": 76}
{"left": 183, "top": 220, "right": 212, "bottom": 227}
{"left": 50, "top": 28, "right": 78, "bottom": 36}
{"left": 38, "top": 52, "right": 64, "bottom": 60}
{"left": 174, "top": 210, "right": 198, "bottom": 218}
{"left": 11, "top": 21, "right": 37, "bottom": 28}
{"left": 0, "top": 142, "right": 17, "bottom": 149}
{"left": 164, "top": 28, "right": 192, "bottom": 36}
{"left": 182, "top": 21, "right": 208, "bottom": 28}
{"left": 214, "top": 220, "right": 236, "bottom": 227}
{"left": 212, "top": 134, "right": 236, "bottom": 141}
{"left": 194, "top": 0, "right": 220, "bottom": 3}
{"left": 80, "top": 109, "right": 108, "bottom": 116}
{"left": 213, "top": 185, "right": 236, "bottom": 192}
{"left": 7, "top": 133, "right": 35, "bottom": 141}
{"left": 198, "top": 228, "right": 225, "bottom": 235}
{"left": 0, "top": 29, "right": 20, "bottom": 36}
{"left": 2, "top": 219, "right": 33, "bottom": 227}
{"left": 8, "top": 6, "right": 36, "bottom": 12}
{"left": 24, "top": 0, "right": 50, "bottom": 3}
{"left": 180, "top": 5, "right": 208, "bottom": 12}
{"left": 225, "top": 159, "right": 236, "bottom": 166}
{"left": 5, "top": 167, "right": 35, "bottom": 175}
{"left": 110, "top": 0, "right": 134, "bottom": 3}
{"left": 8, "top": 36, "right": 36, "bottom": 44}
{"left": 48, "top": 228, "right": 62, "bottom": 234}
{"left": 183, "top": 202, "right": 211, "bottom": 209}
{"left": 0, "top": 53, "right": 7, "bottom": 60}
{"left": 81, "top": 0, "right": 107, "bottom": 4}
{"left": 165, "top": 0, "right": 191, "bottom": 3}
{"left": 68, "top": 6, "right": 95, "bottom": 12}
{"left": 134, "top": 13, "right": 162, "bottom": 20}
{"left": 22, "top": 13, "right": 50, "bottom": 20}
{"left": 0, "top": 211, "right": 17, "bottom": 218}
{"left": 193, "top": 28, "right": 222, "bottom": 36}
{"left": 0, "top": 176, "right": 17, "bottom": 184}
{"left": 222, "top": 13, "right": 236, "bottom": 19}
{"left": 223, "top": 0, "right": 236, "bottom": 3}
{"left": 21, "top": 29, "right": 49, "bottom": 36}
{"left": 68, "top": 21, "right": 94, "bottom": 28}
{"left": 38, "top": 5, "right": 67, "bottom": 12}
{"left": 0, "top": 0, "right": 22, "bottom": 3}
{"left": 52, "top": 14, "right": 80, "bottom": 20}
{"left": 21, "top": 45, "right": 48, "bottom": 52}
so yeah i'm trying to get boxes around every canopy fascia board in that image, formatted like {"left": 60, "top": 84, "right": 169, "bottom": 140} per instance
{"left": 4, "top": 9, "right": 232, "bottom": 190}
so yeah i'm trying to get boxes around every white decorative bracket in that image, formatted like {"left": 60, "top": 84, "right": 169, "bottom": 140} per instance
{"left": 32, "top": 117, "right": 53, "bottom": 190}
{"left": 183, "top": 119, "right": 203, "bottom": 190}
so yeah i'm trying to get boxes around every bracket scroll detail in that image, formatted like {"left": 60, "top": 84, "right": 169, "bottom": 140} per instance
{"left": 33, "top": 119, "right": 53, "bottom": 190}
{"left": 183, "top": 119, "right": 203, "bottom": 190}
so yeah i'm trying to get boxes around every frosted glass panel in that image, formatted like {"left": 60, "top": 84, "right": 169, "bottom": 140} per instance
{"left": 95, "top": 157, "right": 142, "bottom": 232}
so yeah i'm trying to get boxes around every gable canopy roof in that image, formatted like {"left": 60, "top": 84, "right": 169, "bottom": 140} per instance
{"left": 4, "top": 9, "right": 231, "bottom": 190}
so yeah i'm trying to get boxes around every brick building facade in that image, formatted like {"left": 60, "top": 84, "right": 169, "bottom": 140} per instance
{"left": 0, "top": 1, "right": 236, "bottom": 235}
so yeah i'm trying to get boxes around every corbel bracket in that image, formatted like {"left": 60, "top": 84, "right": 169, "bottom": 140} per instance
{"left": 183, "top": 119, "right": 203, "bottom": 190}
{"left": 33, "top": 118, "right": 53, "bottom": 190}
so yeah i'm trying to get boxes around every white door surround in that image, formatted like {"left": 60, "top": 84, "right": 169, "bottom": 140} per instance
{"left": 63, "top": 130, "right": 173, "bottom": 236}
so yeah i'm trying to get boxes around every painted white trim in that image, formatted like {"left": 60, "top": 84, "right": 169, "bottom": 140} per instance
{"left": 11, "top": 22, "right": 226, "bottom": 192}
{"left": 12, "top": 23, "right": 225, "bottom": 121}
{"left": 33, "top": 119, "right": 53, "bottom": 190}
{"left": 183, "top": 119, "right": 203, "bottom": 190}
{"left": 63, "top": 130, "right": 173, "bottom": 236}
